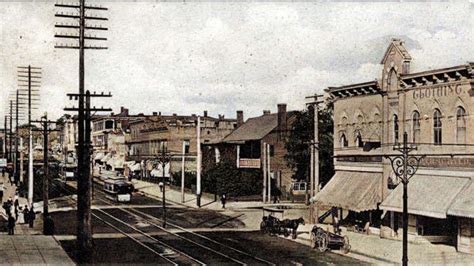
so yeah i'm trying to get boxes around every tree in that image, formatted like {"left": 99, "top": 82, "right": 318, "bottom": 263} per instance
{"left": 203, "top": 162, "right": 262, "bottom": 197}
{"left": 285, "top": 105, "right": 334, "bottom": 186}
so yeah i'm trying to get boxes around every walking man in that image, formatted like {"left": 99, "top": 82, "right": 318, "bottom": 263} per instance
{"left": 28, "top": 206, "right": 36, "bottom": 228}
{"left": 14, "top": 196, "right": 19, "bottom": 221}
{"left": 7, "top": 214, "right": 15, "bottom": 235}
{"left": 221, "top": 193, "right": 227, "bottom": 209}
{"left": 0, "top": 183, "right": 4, "bottom": 203}
{"left": 23, "top": 205, "right": 29, "bottom": 225}
{"left": 158, "top": 181, "right": 164, "bottom": 192}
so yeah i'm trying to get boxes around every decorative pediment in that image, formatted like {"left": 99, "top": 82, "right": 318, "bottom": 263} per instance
{"left": 380, "top": 38, "right": 412, "bottom": 65}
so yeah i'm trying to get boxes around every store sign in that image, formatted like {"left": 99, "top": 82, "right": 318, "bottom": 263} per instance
{"left": 413, "top": 83, "right": 463, "bottom": 100}
{"left": 420, "top": 157, "right": 474, "bottom": 168}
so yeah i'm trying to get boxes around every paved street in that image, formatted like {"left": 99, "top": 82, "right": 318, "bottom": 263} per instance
{"left": 49, "top": 181, "right": 361, "bottom": 264}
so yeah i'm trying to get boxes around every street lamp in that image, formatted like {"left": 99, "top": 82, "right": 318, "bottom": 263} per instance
{"left": 155, "top": 149, "right": 172, "bottom": 228}
{"left": 384, "top": 132, "right": 424, "bottom": 266}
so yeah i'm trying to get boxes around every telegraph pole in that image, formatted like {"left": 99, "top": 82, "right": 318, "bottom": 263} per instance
{"left": 32, "top": 114, "right": 59, "bottom": 235}
{"left": 55, "top": 1, "right": 109, "bottom": 261}
{"left": 155, "top": 150, "right": 171, "bottom": 227}
{"left": 306, "top": 94, "right": 323, "bottom": 222}
{"left": 196, "top": 116, "right": 202, "bottom": 207}
{"left": 17, "top": 65, "right": 42, "bottom": 205}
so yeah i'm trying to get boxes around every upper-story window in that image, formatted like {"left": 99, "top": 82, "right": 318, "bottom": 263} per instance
{"left": 433, "top": 109, "right": 442, "bottom": 145}
{"left": 105, "top": 120, "right": 114, "bottom": 129}
{"left": 183, "top": 140, "right": 190, "bottom": 154}
{"left": 340, "top": 134, "right": 348, "bottom": 148}
{"left": 412, "top": 111, "right": 420, "bottom": 143}
{"left": 456, "top": 107, "right": 466, "bottom": 144}
{"left": 393, "top": 114, "right": 399, "bottom": 144}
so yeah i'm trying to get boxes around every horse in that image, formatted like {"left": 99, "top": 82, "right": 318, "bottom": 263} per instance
{"left": 281, "top": 217, "right": 305, "bottom": 239}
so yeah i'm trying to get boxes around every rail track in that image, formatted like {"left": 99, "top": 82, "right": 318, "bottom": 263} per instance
{"left": 62, "top": 181, "right": 275, "bottom": 265}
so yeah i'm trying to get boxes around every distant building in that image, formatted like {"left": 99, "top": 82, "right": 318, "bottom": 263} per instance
{"left": 313, "top": 39, "right": 474, "bottom": 254}
{"left": 126, "top": 111, "right": 237, "bottom": 178}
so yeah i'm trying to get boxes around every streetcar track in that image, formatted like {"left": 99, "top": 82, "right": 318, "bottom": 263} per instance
{"left": 61, "top": 183, "right": 205, "bottom": 265}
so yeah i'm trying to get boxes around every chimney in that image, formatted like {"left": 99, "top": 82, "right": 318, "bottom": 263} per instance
{"left": 173, "top": 113, "right": 177, "bottom": 117}
{"left": 277, "top": 103, "right": 287, "bottom": 139}
{"left": 152, "top": 112, "right": 157, "bottom": 116}
{"left": 263, "top": 110, "right": 271, "bottom": 115}
{"left": 159, "top": 112, "right": 161, "bottom": 116}
{"left": 203, "top": 110, "right": 208, "bottom": 117}
{"left": 120, "top": 107, "right": 129, "bottom": 116}
{"left": 236, "top": 110, "right": 244, "bottom": 127}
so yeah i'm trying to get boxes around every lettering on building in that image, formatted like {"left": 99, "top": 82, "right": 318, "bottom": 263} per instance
{"left": 412, "top": 83, "right": 464, "bottom": 100}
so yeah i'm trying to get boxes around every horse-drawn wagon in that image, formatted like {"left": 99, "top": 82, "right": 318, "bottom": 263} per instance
{"left": 310, "top": 226, "right": 351, "bottom": 253}
{"left": 260, "top": 208, "right": 305, "bottom": 239}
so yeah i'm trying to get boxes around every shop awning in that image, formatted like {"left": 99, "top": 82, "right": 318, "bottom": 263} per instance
{"left": 113, "top": 156, "right": 125, "bottom": 169}
{"left": 448, "top": 180, "right": 474, "bottom": 219}
{"left": 101, "top": 153, "right": 111, "bottom": 163}
{"left": 380, "top": 175, "right": 470, "bottom": 219}
{"left": 312, "top": 171, "right": 383, "bottom": 212}
{"left": 94, "top": 152, "right": 105, "bottom": 161}
{"left": 129, "top": 163, "right": 141, "bottom": 172}
{"left": 106, "top": 156, "right": 115, "bottom": 166}
{"left": 150, "top": 169, "right": 160, "bottom": 177}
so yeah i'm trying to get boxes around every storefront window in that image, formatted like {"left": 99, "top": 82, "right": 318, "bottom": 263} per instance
{"left": 433, "top": 109, "right": 442, "bottom": 145}
{"left": 412, "top": 111, "right": 420, "bottom": 143}
{"left": 456, "top": 107, "right": 466, "bottom": 144}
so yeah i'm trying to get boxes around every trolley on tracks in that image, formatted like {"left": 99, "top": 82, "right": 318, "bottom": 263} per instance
{"left": 103, "top": 178, "right": 134, "bottom": 202}
{"left": 310, "top": 225, "right": 351, "bottom": 253}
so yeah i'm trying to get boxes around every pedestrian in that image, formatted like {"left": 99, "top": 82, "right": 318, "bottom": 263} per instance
{"left": 0, "top": 183, "right": 4, "bottom": 203}
{"left": 2, "top": 167, "right": 5, "bottom": 177}
{"left": 158, "top": 181, "right": 163, "bottom": 192}
{"left": 221, "top": 193, "right": 226, "bottom": 209}
{"left": 23, "top": 205, "right": 30, "bottom": 225}
{"left": 14, "top": 196, "right": 19, "bottom": 221}
{"left": 7, "top": 214, "right": 15, "bottom": 235}
{"left": 4, "top": 197, "right": 13, "bottom": 217}
{"left": 28, "top": 206, "right": 36, "bottom": 228}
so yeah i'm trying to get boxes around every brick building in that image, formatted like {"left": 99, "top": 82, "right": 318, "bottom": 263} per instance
{"left": 126, "top": 111, "right": 238, "bottom": 178}
{"left": 313, "top": 39, "right": 474, "bottom": 253}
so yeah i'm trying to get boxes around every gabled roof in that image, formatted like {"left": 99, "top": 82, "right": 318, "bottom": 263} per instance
{"left": 223, "top": 112, "right": 295, "bottom": 143}
{"left": 380, "top": 38, "right": 412, "bottom": 64}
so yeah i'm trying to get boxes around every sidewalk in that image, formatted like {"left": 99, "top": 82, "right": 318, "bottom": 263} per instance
{"left": 0, "top": 174, "right": 75, "bottom": 265}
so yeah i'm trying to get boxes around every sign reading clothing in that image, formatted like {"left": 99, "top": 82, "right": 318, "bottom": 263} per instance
{"left": 413, "top": 83, "right": 463, "bottom": 100}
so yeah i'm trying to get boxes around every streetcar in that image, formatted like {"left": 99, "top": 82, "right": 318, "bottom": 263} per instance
{"left": 103, "top": 178, "right": 134, "bottom": 202}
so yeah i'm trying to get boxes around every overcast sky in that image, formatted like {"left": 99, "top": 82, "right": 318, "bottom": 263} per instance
{"left": 1, "top": 1, "right": 473, "bottom": 123}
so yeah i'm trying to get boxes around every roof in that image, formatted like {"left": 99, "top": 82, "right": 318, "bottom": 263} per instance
{"left": 380, "top": 174, "right": 470, "bottom": 219}
{"left": 380, "top": 38, "right": 412, "bottom": 64}
{"left": 312, "top": 171, "right": 383, "bottom": 212}
{"left": 448, "top": 180, "right": 474, "bottom": 218}
{"left": 223, "top": 112, "right": 295, "bottom": 143}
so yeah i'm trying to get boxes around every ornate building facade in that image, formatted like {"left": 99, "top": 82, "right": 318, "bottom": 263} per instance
{"left": 314, "top": 39, "right": 474, "bottom": 254}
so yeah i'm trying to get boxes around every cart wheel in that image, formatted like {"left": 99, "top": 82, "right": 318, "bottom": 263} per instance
{"left": 316, "top": 233, "right": 328, "bottom": 252}
{"left": 283, "top": 228, "right": 290, "bottom": 237}
{"left": 310, "top": 232, "right": 317, "bottom": 249}
{"left": 342, "top": 235, "right": 351, "bottom": 254}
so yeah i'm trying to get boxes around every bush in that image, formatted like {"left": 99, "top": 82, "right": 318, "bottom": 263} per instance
{"left": 203, "top": 162, "right": 262, "bottom": 197}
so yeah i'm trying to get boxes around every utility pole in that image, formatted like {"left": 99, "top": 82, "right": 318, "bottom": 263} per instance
{"left": 4, "top": 117, "right": 8, "bottom": 161}
{"left": 32, "top": 114, "right": 59, "bottom": 235}
{"left": 266, "top": 143, "right": 271, "bottom": 203}
{"left": 384, "top": 132, "right": 424, "bottom": 266}
{"left": 263, "top": 142, "right": 267, "bottom": 203}
{"left": 181, "top": 141, "right": 185, "bottom": 203}
{"left": 196, "top": 116, "right": 202, "bottom": 207}
{"left": 306, "top": 94, "right": 323, "bottom": 222}
{"left": 17, "top": 65, "right": 41, "bottom": 205}
{"left": 155, "top": 150, "right": 171, "bottom": 227}
{"left": 55, "top": 1, "right": 109, "bottom": 261}
{"left": 9, "top": 101, "right": 13, "bottom": 165}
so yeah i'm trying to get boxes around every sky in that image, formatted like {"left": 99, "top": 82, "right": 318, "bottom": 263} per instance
{"left": 1, "top": 1, "right": 473, "bottom": 123}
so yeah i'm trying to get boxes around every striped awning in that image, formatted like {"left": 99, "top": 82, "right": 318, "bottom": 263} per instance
{"left": 312, "top": 171, "right": 383, "bottom": 212}
{"left": 381, "top": 174, "right": 470, "bottom": 219}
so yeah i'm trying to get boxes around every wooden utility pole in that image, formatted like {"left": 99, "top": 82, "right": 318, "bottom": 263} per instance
{"left": 263, "top": 142, "right": 267, "bottom": 203}
{"left": 32, "top": 114, "right": 59, "bottom": 235}
{"left": 55, "top": 1, "right": 109, "bottom": 261}
{"left": 17, "top": 65, "right": 41, "bottom": 205}
{"left": 196, "top": 116, "right": 202, "bottom": 207}
{"left": 181, "top": 141, "right": 185, "bottom": 203}
{"left": 306, "top": 94, "right": 323, "bottom": 222}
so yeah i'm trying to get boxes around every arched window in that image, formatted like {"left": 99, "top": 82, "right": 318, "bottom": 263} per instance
{"left": 393, "top": 114, "right": 399, "bottom": 144}
{"left": 355, "top": 131, "right": 363, "bottom": 148}
{"left": 456, "top": 107, "right": 466, "bottom": 144}
{"left": 433, "top": 109, "right": 442, "bottom": 145}
{"left": 340, "top": 134, "right": 348, "bottom": 148}
{"left": 412, "top": 111, "right": 420, "bottom": 143}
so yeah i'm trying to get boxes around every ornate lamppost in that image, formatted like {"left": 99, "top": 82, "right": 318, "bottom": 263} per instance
{"left": 155, "top": 149, "right": 172, "bottom": 227}
{"left": 384, "top": 132, "right": 424, "bottom": 266}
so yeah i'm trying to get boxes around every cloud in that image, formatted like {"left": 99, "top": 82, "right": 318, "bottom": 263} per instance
{"left": 0, "top": 2, "right": 472, "bottom": 121}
